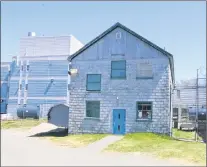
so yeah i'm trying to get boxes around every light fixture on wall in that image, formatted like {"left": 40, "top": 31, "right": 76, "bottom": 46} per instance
{"left": 116, "top": 96, "right": 119, "bottom": 106}
{"left": 69, "top": 69, "right": 78, "bottom": 75}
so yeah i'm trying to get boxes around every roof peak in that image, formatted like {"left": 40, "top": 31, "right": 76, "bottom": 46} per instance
{"left": 67, "top": 22, "right": 174, "bottom": 83}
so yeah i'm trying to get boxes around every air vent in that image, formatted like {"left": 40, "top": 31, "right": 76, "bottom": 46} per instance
{"left": 116, "top": 32, "right": 122, "bottom": 39}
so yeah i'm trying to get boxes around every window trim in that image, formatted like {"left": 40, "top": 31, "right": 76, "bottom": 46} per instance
{"left": 86, "top": 74, "right": 101, "bottom": 91}
{"left": 136, "top": 62, "right": 153, "bottom": 79}
{"left": 136, "top": 101, "right": 153, "bottom": 121}
{"left": 136, "top": 76, "right": 154, "bottom": 80}
{"left": 111, "top": 60, "right": 126, "bottom": 79}
{"left": 85, "top": 100, "right": 100, "bottom": 119}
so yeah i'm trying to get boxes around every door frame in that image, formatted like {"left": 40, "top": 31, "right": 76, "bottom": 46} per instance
{"left": 112, "top": 109, "right": 126, "bottom": 135}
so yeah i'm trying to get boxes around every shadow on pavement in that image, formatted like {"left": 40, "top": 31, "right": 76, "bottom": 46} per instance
{"left": 29, "top": 128, "right": 68, "bottom": 137}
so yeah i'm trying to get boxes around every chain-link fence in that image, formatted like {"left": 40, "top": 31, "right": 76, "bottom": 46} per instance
{"left": 172, "top": 70, "right": 206, "bottom": 143}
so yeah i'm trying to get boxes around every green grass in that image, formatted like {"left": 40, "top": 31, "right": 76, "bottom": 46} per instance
{"left": 106, "top": 133, "right": 206, "bottom": 166}
{"left": 172, "top": 128, "right": 203, "bottom": 141}
{"left": 48, "top": 134, "right": 108, "bottom": 148}
{"left": 173, "top": 128, "right": 195, "bottom": 139}
{"left": 1, "top": 119, "right": 46, "bottom": 130}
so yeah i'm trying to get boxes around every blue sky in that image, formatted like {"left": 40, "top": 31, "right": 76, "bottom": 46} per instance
{"left": 1, "top": 1, "right": 206, "bottom": 81}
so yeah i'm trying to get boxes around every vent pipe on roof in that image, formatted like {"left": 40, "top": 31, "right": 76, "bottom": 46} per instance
{"left": 28, "top": 32, "right": 36, "bottom": 37}
{"left": 12, "top": 56, "right": 17, "bottom": 62}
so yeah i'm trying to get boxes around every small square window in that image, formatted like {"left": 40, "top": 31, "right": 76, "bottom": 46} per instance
{"left": 111, "top": 60, "right": 126, "bottom": 79}
{"left": 136, "top": 63, "right": 153, "bottom": 79}
{"left": 86, "top": 74, "right": 101, "bottom": 91}
{"left": 86, "top": 101, "right": 100, "bottom": 118}
{"left": 136, "top": 102, "right": 152, "bottom": 120}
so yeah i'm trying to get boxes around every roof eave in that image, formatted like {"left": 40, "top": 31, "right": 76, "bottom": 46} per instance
{"left": 67, "top": 22, "right": 175, "bottom": 82}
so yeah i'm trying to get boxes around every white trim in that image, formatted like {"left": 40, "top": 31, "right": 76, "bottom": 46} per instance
{"left": 9, "top": 97, "right": 19, "bottom": 100}
{"left": 10, "top": 76, "right": 67, "bottom": 80}
{"left": 10, "top": 77, "right": 20, "bottom": 80}
{"left": 0, "top": 64, "right": 10, "bottom": 68}
{"left": 19, "top": 55, "right": 70, "bottom": 61}
{"left": 1, "top": 81, "right": 8, "bottom": 84}
{"left": 20, "top": 35, "right": 73, "bottom": 39}
{"left": 9, "top": 96, "right": 66, "bottom": 100}
{"left": 116, "top": 32, "right": 122, "bottom": 39}
{"left": 1, "top": 98, "right": 7, "bottom": 100}
{"left": 27, "top": 97, "right": 67, "bottom": 100}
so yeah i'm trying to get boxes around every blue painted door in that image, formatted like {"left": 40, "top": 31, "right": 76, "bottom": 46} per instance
{"left": 0, "top": 99, "right": 7, "bottom": 114}
{"left": 113, "top": 109, "right": 126, "bottom": 135}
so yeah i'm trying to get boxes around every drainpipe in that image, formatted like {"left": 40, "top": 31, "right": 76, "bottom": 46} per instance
{"left": 169, "top": 84, "right": 172, "bottom": 137}
{"left": 18, "top": 60, "right": 24, "bottom": 105}
{"left": 23, "top": 60, "right": 29, "bottom": 105}
{"left": 67, "top": 62, "right": 72, "bottom": 105}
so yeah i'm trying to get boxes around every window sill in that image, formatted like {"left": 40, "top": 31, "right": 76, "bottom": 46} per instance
{"left": 136, "top": 77, "right": 153, "bottom": 80}
{"left": 136, "top": 119, "right": 152, "bottom": 122}
{"left": 86, "top": 90, "right": 101, "bottom": 93}
{"left": 111, "top": 77, "right": 126, "bottom": 80}
{"left": 84, "top": 117, "right": 100, "bottom": 121}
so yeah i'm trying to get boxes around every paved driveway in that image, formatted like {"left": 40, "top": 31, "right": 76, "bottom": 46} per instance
{"left": 1, "top": 129, "right": 195, "bottom": 166}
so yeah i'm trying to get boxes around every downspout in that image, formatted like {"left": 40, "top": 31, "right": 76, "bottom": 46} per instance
{"left": 67, "top": 61, "right": 72, "bottom": 133}
{"left": 67, "top": 62, "right": 72, "bottom": 105}
{"left": 169, "top": 84, "right": 172, "bottom": 136}
{"left": 18, "top": 60, "right": 24, "bottom": 105}
{"left": 23, "top": 60, "right": 29, "bottom": 105}
{"left": 6, "top": 64, "right": 11, "bottom": 113}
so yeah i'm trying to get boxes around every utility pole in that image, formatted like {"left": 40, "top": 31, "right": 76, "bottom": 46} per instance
{"left": 195, "top": 69, "right": 199, "bottom": 141}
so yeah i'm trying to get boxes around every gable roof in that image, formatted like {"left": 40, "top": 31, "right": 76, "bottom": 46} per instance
{"left": 68, "top": 22, "right": 175, "bottom": 83}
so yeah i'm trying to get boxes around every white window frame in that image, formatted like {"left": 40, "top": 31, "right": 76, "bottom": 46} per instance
{"left": 136, "top": 102, "right": 153, "bottom": 121}
{"left": 136, "top": 62, "right": 153, "bottom": 79}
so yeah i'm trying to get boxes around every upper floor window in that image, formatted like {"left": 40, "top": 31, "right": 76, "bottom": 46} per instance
{"left": 111, "top": 60, "right": 126, "bottom": 79}
{"left": 86, "top": 74, "right": 101, "bottom": 91}
{"left": 136, "top": 62, "right": 153, "bottom": 79}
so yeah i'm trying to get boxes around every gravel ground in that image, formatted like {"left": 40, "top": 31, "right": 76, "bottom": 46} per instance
{"left": 1, "top": 129, "right": 196, "bottom": 166}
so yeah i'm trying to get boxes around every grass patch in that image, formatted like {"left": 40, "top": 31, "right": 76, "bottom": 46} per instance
{"left": 172, "top": 128, "right": 203, "bottom": 141}
{"left": 1, "top": 119, "right": 46, "bottom": 130}
{"left": 106, "top": 133, "right": 206, "bottom": 165}
{"left": 48, "top": 134, "right": 108, "bottom": 148}
{"left": 172, "top": 128, "right": 195, "bottom": 139}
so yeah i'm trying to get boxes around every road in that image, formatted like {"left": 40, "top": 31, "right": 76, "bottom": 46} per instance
{"left": 1, "top": 129, "right": 195, "bottom": 166}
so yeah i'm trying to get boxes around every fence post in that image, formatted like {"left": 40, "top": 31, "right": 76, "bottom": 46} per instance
{"left": 195, "top": 69, "right": 199, "bottom": 141}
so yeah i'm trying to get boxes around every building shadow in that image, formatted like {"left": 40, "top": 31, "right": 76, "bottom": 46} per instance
{"left": 29, "top": 128, "right": 68, "bottom": 137}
